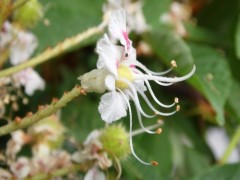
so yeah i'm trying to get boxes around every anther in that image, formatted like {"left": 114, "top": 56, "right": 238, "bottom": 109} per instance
{"left": 80, "top": 88, "right": 87, "bottom": 95}
{"left": 157, "top": 119, "right": 163, "bottom": 124}
{"left": 64, "top": 91, "right": 69, "bottom": 94}
{"left": 14, "top": 116, "right": 21, "bottom": 123}
{"left": 174, "top": 97, "right": 179, "bottom": 103}
{"left": 171, "top": 60, "right": 177, "bottom": 68}
{"left": 176, "top": 105, "right": 180, "bottom": 112}
{"left": 151, "top": 161, "right": 158, "bottom": 166}
{"left": 125, "top": 53, "right": 128, "bottom": 57}
{"left": 75, "top": 84, "right": 81, "bottom": 88}
{"left": 156, "top": 128, "right": 162, "bottom": 134}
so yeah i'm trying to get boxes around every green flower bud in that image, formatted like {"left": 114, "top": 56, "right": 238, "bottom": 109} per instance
{"left": 99, "top": 124, "right": 130, "bottom": 160}
{"left": 13, "top": 0, "right": 43, "bottom": 28}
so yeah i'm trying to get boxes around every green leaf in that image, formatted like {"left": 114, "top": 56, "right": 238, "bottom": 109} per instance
{"left": 33, "top": 0, "right": 104, "bottom": 53}
{"left": 191, "top": 163, "right": 240, "bottom": 180}
{"left": 226, "top": 79, "right": 240, "bottom": 123}
{"left": 122, "top": 127, "right": 173, "bottom": 179}
{"left": 188, "top": 43, "right": 232, "bottom": 125}
{"left": 145, "top": 29, "right": 194, "bottom": 73}
{"left": 142, "top": 0, "right": 171, "bottom": 28}
{"left": 235, "top": 15, "right": 240, "bottom": 59}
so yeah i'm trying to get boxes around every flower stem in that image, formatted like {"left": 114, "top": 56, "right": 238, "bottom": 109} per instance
{"left": 0, "top": 85, "right": 85, "bottom": 137}
{"left": 219, "top": 126, "right": 240, "bottom": 164}
{"left": 0, "top": 23, "right": 105, "bottom": 78}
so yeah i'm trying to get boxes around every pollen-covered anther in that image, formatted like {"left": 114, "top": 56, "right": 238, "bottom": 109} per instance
{"left": 80, "top": 88, "right": 87, "bottom": 95}
{"left": 151, "top": 161, "right": 159, "bottom": 166}
{"left": 174, "top": 97, "right": 179, "bottom": 103}
{"left": 157, "top": 119, "right": 164, "bottom": 124}
{"left": 176, "top": 105, "right": 180, "bottom": 112}
{"left": 14, "top": 116, "right": 22, "bottom": 123}
{"left": 156, "top": 128, "right": 162, "bottom": 134}
{"left": 171, "top": 60, "right": 177, "bottom": 68}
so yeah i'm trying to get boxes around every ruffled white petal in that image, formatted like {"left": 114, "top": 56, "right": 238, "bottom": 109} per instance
{"left": 96, "top": 34, "right": 122, "bottom": 76}
{"left": 98, "top": 91, "right": 128, "bottom": 123}
{"left": 84, "top": 166, "right": 106, "bottom": 180}
{"left": 105, "top": 74, "right": 115, "bottom": 91}
{"left": 108, "top": 9, "right": 131, "bottom": 50}
{"left": 10, "top": 31, "right": 38, "bottom": 65}
{"left": 13, "top": 68, "right": 45, "bottom": 96}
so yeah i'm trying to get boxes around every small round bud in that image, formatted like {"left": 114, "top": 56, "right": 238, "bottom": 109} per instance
{"left": 100, "top": 124, "right": 130, "bottom": 160}
{"left": 13, "top": 0, "right": 43, "bottom": 28}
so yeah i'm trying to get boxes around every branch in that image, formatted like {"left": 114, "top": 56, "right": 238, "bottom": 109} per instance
{"left": 219, "top": 126, "right": 240, "bottom": 164}
{"left": 0, "top": 85, "right": 86, "bottom": 137}
{"left": 0, "top": 23, "right": 106, "bottom": 78}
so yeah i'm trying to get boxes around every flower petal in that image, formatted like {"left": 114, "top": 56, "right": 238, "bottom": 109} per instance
{"left": 98, "top": 91, "right": 128, "bottom": 123}
{"left": 96, "top": 34, "right": 122, "bottom": 76}
{"left": 109, "top": 9, "right": 131, "bottom": 50}
{"left": 105, "top": 74, "right": 115, "bottom": 91}
{"left": 10, "top": 31, "right": 38, "bottom": 65}
{"left": 84, "top": 166, "right": 106, "bottom": 180}
{"left": 13, "top": 68, "right": 45, "bottom": 96}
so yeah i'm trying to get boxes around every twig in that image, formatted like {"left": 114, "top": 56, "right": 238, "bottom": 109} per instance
{"left": 0, "top": 22, "right": 106, "bottom": 78}
{"left": 219, "top": 126, "right": 240, "bottom": 164}
{"left": 0, "top": 85, "right": 86, "bottom": 137}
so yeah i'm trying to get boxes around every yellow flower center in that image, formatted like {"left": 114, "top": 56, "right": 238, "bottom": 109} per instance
{"left": 116, "top": 65, "right": 134, "bottom": 90}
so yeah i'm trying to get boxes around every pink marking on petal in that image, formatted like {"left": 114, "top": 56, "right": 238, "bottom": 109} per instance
{"left": 130, "top": 64, "right": 136, "bottom": 68}
{"left": 122, "top": 31, "right": 130, "bottom": 49}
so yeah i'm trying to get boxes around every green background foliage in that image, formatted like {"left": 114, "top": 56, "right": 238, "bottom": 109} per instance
{"left": 21, "top": 0, "right": 240, "bottom": 179}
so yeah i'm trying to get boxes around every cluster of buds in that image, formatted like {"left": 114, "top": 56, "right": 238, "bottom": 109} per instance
{"left": 79, "top": 9, "right": 195, "bottom": 166}
{"left": 160, "top": 1, "right": 192, "bottom": 37}
{"left": 72, "top": 124, "right": 130, "bottom": 179}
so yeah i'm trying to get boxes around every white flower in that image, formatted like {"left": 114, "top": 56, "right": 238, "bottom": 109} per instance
{"left": 10, "top": 30, "right": 38, "bottom": 65}
{"left": 0, "top": 21, "right": 13, "bottom": 49}
{"left": 160, "top": 2, "right": 192, "bottom": 37}
{"left": 80, "top": 9, "right": 196, "bottom": 166}
{"left": 13, "top": 68, "right": 45, "bottom": 96}
{"left": 10, "top": 157, "right": 32, "bottom": 179}
{"left": 103, "top": 0, "right": 149, "bottom": 34}
{"left": 84, "top": 166, "right": 106, "bottom": 180}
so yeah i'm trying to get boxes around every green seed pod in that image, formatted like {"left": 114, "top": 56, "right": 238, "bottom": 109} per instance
{"left": 99, "top": 124, "right": 130, "bottom": 160}
{"left": 13, "top": 0, "right": 43, "bottom": 28}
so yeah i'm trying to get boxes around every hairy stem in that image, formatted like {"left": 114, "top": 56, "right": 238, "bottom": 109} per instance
{"left": 0, "top": 23, "right": 106, "bottom": 78}
{"left": 0, "top": 85, "right": 85, "bottom": 137}
{"left": 219, "top": 126, "right": 240, "bottom": 164}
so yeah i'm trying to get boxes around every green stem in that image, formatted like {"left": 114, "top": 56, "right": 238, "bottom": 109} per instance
{"left": 219, "top": 126, "right": 240, "bottom": 164}
{"left": 0, "top": 85, "right": 85, "bottom": 137}
{"left": 0, "top": 23, "right": 105, "bottom": 78}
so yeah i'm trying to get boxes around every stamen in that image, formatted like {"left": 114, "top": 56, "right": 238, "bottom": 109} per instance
{"left": 135, "top": 65, "right": 196, "bottom": 83}
{"left": 132, "top": 122, "right": 163, "bottom": 137}
{"left": 118, "top": 78, "right": 156, "bottom": 118}
{"left": 156, "top": 128, "right": 162, "bottom": 134}
{"left": 171, "top": 60, "right": 177, "bottom": 68}
{"left": 118, "top": 89, "right": 152, "bottom": 166}
{"left": 131, "top": 60, "right": 174, "bottom": 76}
{"left": 138, "top": 90, "right": 178, "bottom": 116}
{"left": 135, "top": 105, "right": 157, "bottom": 134}
{"left": 176, "top": 105, "right": 180, "bottom": 111}
{"left": 151, "top": 161, "right": 159, "bottom": 166}
{"left": 175, "top": 97, "right": 179, "bottom": 103}
{"left": 144, "top": 80, "right": 176, "bottom": 108}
